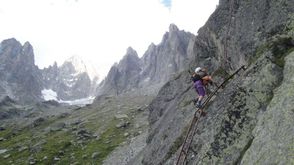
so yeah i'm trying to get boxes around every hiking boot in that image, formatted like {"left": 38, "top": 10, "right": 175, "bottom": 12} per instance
{"left": 196, "top": 101, "right": 202, "bottom": 108}
{"left": 193, "top": 98, "right": 198, "bottom": 105}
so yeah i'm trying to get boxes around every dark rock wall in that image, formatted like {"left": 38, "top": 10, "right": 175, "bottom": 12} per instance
{"left": 191, "top": 0, "right": 294, "bottom": 71}
{"left": 134, "top": 0, "right": 294, "bottom": 164}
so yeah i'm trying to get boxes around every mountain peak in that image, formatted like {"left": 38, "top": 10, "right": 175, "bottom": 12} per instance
{"left": 121, "top": 47, "right": 139, "bottom": 63}
{"left": 169, "top": 23, "right": 179, "bottom": 32}
{"left": 126, "top": 47, "right": 137, "bottom": 55}
{"left": 66, "top": 55, "right": 84, "bottom": 65}
{"left": 64, "top": 55, "right": 99, "bottom": 81}
{"left": 0, "top": 38, "right": 22, "bottom": 56}
{"left": 23, "top": 41, "right": 32, "bottom": 48}
{"left": 1, "top": 38, "right": 20, "bottom": 46}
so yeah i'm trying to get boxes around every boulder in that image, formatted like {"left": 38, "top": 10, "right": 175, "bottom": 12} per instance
{"left": 50, "top": 122, "right": 66, "bottom": 132}
{"left": 114, "top": 114, "right": 128, "bottom": 119}
{"left": 76, "top": 129, "right": 92, "bottom": 139}
{"left": 91, "top": 152, "right": 100, "bottom": 159}
{"left": 31, "top": 117, "right": 45, "bottom": 128}
{"left": 115, "top": 121, "right": 130, "bottom": 128}
{"left": 0, "top": 149, "right": 8, "bottom": 154}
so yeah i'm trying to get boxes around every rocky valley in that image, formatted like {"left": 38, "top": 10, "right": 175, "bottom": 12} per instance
{"left": 0, "top": 0, "right": 294, "bottom": 165}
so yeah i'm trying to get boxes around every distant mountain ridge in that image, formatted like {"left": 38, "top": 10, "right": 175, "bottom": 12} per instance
{"left": 42, "top": 56, "right": 99, "bottom": 100}
{"left": 97, "top": 24, "right": 196, "bottom": 96}
{"left": 1, "top": 24, "right": 195, "bottom": 102}
{"left": 0, "top": 38, "right": 99, "bottom": 103}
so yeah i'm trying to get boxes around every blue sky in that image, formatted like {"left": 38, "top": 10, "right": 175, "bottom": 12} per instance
{"left": 161, "top": 0, "right": 172, "bottom": 8}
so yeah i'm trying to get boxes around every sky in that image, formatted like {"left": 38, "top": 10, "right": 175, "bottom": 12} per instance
{"left": 0, "top": 0, "right": 219, "bottom": 79}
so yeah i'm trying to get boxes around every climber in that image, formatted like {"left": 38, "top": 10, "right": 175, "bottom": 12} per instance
{"left": 191, "top": 67, "right": 214, "bottom": 109}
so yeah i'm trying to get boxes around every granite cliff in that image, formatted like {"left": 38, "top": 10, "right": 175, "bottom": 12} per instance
{"left": 0, "top": 38, "right": 43, "bottom": 103}
{"left": 131, "top": 0, "right": 294, "bottom": 164}
{"left": 97, "top": 24, "right": 195, "bottom": 96}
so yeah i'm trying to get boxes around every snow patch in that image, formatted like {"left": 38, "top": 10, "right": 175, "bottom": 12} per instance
{"left": 42, "top": 88, "right": 95, "bottom": 106}
{"left": 42, "top": 89, "right": 58, "bottom": 101}
{"left": 59, "top": 97, "right": 95, "bottom": 106}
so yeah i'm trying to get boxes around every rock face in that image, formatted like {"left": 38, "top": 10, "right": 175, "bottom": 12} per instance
{"left": 0, "top": 96, "right": 22, "bottom": 119}
{"left": 190, "top": 0, "right": 294, "bottom": 72}
{"left": 0, "top": 38, "right": 43, "bottom": 103}
{"left": 42, "top": 56, "right": 99, "bottom": 100}
{"left": 240, "top": 52, "right": 294, "bottom": 164}
{"left": 97, "top": 47, "right": 141, "bottom": 95}
{"left": 130, "top": 0, "right": 294, "bottom": 164}
{"left": 140, "top": 24, "right": 194, "bottom": 86}
{"left": 97, "top": 24, "right": 195, "bottom": 96}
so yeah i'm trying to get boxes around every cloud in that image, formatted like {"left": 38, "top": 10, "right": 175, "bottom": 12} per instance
{"left": 0, "top": 0, "right": 218, "bottom": 79}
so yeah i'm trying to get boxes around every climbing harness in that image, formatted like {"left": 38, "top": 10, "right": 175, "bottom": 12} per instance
{"left": 175, "top": 65, "right": 246, "bottom": 165}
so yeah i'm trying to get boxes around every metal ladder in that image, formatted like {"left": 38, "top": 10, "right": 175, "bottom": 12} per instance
{"left": 175, "top": 65, "right": 246, "bottom": 165}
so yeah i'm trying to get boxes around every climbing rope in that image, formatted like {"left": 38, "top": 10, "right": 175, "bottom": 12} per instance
{"left": 175, "top": 65, "right": 246, "bottom": 165}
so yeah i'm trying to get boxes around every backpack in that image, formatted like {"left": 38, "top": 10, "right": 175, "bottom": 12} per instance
{"left": 191, "top": 74, "right": 202, "bottom": 82}
{"left": 198, "top": 70, "right": 208, "bottom": 78}
{"left": 191, "top": 71, "right": 211, "bottom": 85}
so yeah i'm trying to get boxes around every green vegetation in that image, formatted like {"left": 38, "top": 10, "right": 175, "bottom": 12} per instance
{"left": 250, "top": 34, "right": 294, "bottom": 67}
{"left": 0, "top": 94, "right": 152, "bottom": 165}
{"left": 269, "top": 35, "right": 294, "bottom": 67}
{"left": 0, "top": 128, "right": 32, "bottom": 164}
{"left": 286, "top": 14, "right": 294, "bottom": 34}
{"left": 249, "top": 44, "right": 268, "bottom": 65}
{"left": 0, "top": 119, "right": 129, "bottom": 165}
{"left": 34, "top": 131, "right": 73, "bottom": 164}
{"left": 249, "top": 15, "right": 294, "bottom": 66}
{"left": 0, "top": 128, "right": 12, "bottom": 138}
{"left": 54, "top": 120, "right": 127, "bottom": 165}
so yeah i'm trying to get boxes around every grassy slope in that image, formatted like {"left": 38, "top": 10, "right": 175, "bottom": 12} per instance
{"left": 0, "top": 94, "right": 153, "bottom": 165}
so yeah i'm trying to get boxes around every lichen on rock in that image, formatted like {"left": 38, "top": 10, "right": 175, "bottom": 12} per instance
{"left": 240, "top": 51, "right": 294, "bottom": 164}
